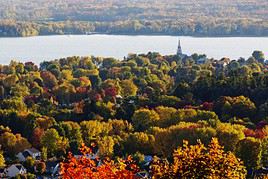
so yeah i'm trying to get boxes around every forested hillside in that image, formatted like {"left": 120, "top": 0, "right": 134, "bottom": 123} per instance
{"left": 0, "top": 0, "right": 267, "bottom": 36}
{"left": 0, "top": 51, "right": 267, "bottom": 177}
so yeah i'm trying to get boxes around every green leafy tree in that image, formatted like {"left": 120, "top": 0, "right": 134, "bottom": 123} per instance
{"left": 252, "top": 51, "right": 265, "bottom": 63}
{"left": 120, "top": 80, "right": 138, "bottom": 97}
{"left": 261, "top": 137, "right": 268, "bottom": 167}
{"left": 41, "top": 147, "right": 47, "bottom": 161}
{"left": 236, "top": 137, "right": 262, "bottom": 170}
{"left": 80, "top": 121, "right": 111, "bottom": 145}
{"left": 132, "top": 108, "right": 160, "bottom": 131}
{"left": 107, "top": 119, "right": 134, "bottom": 136}
{"left": 41, "top": 129, "right": 60, "bottom": 155}
{"left": 155, "top": 106, "right": 179, "bottom": 128}
{"left": 102, "top": 58, "right": 117, "bottom": 68}
{"left": 24, "top": 156, "right": 35, "bottom": 171}
{"left": 216, "top": 123, "right": 245, "bottom": 152}
{"left": 152, "top": 122, "right": 216, "bottom": 157}
{"left": 0, "top": 97, "right": 27, "bottom": 111}
{"left": 10, "top": 83, "right": 30, "bottom": 97}
{"left": 60, "top": 121, "right": 83, "bottom": 153}
{"left": 124, "top": 132, "right": 155, "bottom": 155}
{"left": 41, "top": 128, "right": 68, "bottom": 156}
{"left": 215, "top": 96, "right": 257, "bottom": 121}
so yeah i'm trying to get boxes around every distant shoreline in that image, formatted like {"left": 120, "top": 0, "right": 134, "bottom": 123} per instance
{"left": 0, "top": 32, "right": 268, "bottom": 38}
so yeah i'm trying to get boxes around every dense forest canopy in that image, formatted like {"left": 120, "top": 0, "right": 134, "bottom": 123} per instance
{"left": 0, "top": 51, "right": 268, "bottom": 177}
{"left": 0, "top": 0, "right": 268, "bottom": 177}
{"left": 1, "top": 0, "right": 267, "bottom": 21}
{"left": 0, "top": 0, "right": 267, "bottom": 36}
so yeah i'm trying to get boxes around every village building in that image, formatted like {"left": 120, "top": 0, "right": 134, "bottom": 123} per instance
{"left": 16, "top": 148, "right": 41, "bottom": 162}
{"left": 5, "top": 164, "right": 27, "bottom": 178}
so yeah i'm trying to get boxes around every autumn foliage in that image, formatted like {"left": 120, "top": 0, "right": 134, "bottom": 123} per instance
{"left": 61, "top": 138, "right": 247, "bottom": 179}
{"left": 244, "top": 126, "right": 268, "bottom": 139}
{"left": 150, "top": 138, "right": 247, "bottom": 179}
{"left": 60, "top": 143, "right": 139, "bottom": 179}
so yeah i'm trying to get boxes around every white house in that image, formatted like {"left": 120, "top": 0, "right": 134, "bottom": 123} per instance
{"left": 16, "top": 148, "right": 41, "bottom": 162}
{"left": 5, "top": 164, "right": 27, "bottom": 178}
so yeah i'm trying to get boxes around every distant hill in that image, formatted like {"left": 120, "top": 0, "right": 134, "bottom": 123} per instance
{"left": 0, "top": 0, "right": 267, "bottom": 36}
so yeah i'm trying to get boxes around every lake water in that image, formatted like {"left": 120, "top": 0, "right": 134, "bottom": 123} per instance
{"left": 0, "top": 35, "right": 267, "bottom": 64}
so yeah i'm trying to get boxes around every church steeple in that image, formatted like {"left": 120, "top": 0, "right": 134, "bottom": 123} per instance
{"left": 177, "top": 39, "right": 182, "bottom": 56}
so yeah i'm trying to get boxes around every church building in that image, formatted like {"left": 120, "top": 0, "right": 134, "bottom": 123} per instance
{"left": 176, "top": 39, "right": 187, "bottom": 59}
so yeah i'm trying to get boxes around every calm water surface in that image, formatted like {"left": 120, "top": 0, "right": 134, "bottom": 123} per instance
{"left": 0, "top": 35, "right": 267, "bottom": 64}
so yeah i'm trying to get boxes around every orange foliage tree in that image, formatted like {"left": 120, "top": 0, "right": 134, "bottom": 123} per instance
{"left": 60, "top": 144, "right": 139, "bottom": 179}
{"left": 61, "top": 138, "right": 247, "bottom": 179}
{"left": 150, "top": 138, "right": 247, "bottom": 179}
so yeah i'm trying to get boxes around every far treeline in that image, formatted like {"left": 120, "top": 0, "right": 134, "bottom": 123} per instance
{"left": 0, "top": 0, "right": 267, "bottom": 37}
{"left": 0, "top": 50, "right": 268, "bottom": 178}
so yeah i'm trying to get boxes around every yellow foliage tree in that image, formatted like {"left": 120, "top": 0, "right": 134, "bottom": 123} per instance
{"left": 150, "top": 138, "right": 247, "bottom": 179}
{"left": 0, "top": 151, "right": 5, "bottom": 168}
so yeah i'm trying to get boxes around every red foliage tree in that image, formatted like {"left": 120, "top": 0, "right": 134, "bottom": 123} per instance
{"left": 201, "top": 102, "right": 214, "bottom": 111}
{"left": 104, "top": 86, "right": 117, "bottom": 98}
{"left": 244, "top": 128, "right": 267, "bottom": 139}
{"left": 60, "top": 144, "right": 139, "bottom": 179}
{"left": 31, "top": 127, "right": 44, "bottom": 148}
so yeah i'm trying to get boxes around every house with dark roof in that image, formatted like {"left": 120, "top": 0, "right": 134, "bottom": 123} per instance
{"left": 16, "top": 148, "right": 41, "bottom": 162}
{"left": 5, "top": 164, "right": 27, "bottom": 178}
